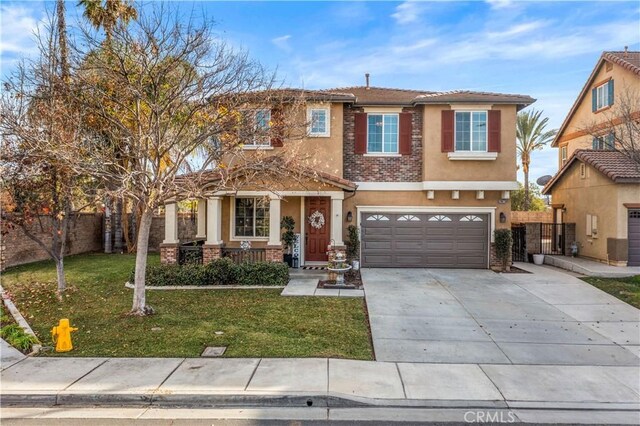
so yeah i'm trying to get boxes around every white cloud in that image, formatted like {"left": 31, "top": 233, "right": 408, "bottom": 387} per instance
{"left": 0, "top": 4, "right": 42, "bottom": 56}
{"left": 486, "top": 0, "right": 514, "bottom": 10}
{"left": 271, "top": 34, "right": 292, "bottom": 52}
{"left": 392, "top": 1, "right": 425, "bottom": 25}
{"left": 487, "top": 21, "right": 547, "bottom": 39}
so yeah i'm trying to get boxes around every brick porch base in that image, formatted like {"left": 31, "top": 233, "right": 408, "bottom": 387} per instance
{"left": 160, "top": 243, "right": 179, "bottom": 265}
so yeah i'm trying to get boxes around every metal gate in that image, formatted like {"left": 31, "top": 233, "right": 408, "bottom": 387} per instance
{"left": 540, "top": 223, "right": 566, "bottom": 255}
{"left": 511, "top": 224, "right": 526, "bottom": 262}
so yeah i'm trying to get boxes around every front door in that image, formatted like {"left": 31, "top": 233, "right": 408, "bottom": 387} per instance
{"left": 305, "top": 197, "right": 330, "bottom": 262}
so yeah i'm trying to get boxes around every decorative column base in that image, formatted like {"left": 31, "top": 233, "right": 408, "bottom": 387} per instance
{"left": 203, "top": 244, "right": 224, "bottom": 264}
{"left": 265, "top": 245, "right": 284, "bottom": 263}
{"left": 0, "top": 242, "right": 6, "bottom": 272}
{"left": 160, "top": 243, "right": 179, "bottom": 265}
{"left": 489, "top": 242, "right": 511, "bottom": 271}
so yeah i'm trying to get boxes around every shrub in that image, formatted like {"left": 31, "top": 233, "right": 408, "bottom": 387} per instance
{"left": 136, "top": 260, "right": 289, "bottom": 286}
{"left": 0, "top": 323, "right": 39, "bottom": 353}
{"left": 346, "top": 225, "right": 360, "bottom": 261}
{"left": 494, "top": 229, "right": 513, "bottom": 272}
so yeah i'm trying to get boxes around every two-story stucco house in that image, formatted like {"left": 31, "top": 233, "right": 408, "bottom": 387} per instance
{"left": 543, "top": 50, "right": 640, "bottom": 266}
{"left": 160, "top": 82, "right": 535, "bottom": 269}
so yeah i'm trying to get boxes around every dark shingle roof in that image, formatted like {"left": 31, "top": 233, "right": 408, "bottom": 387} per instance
{"left": 321, "top": 86, "right": 535, "bottom": 108}
{"left": 543, "top": 149, "right": 640, "bottom": 194}
{"left": 603, "top": 51, "right": 640, "bottom": 76}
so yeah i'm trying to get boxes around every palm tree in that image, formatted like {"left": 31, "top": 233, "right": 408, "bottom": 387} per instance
{"left": 77, "top": 0, "right": 137, "bottom": 44}
{"left": 516, "top": 109, "right": 557, "bottom": 210}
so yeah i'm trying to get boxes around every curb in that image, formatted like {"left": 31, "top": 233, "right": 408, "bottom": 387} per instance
{"left": 124, "top": 282, "right": 285, "bottom": 290}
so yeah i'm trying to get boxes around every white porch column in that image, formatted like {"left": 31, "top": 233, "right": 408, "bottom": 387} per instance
{"left": 163, "top": 202, "right": 179, "bottom": 244}
{"left": 330, "top": 193, "right": 344, "bottom": 247}
{"left": 205, "top": 197, "right": 223, "bottom": 245}
{"left": 195, "top": 198, "right": 207, "bottom": 239}
{"left": 268, "top": 195, "right": 282, "bottom": 246}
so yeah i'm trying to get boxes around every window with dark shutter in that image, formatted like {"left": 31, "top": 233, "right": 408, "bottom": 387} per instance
{"left": 399, "top": 112, "right": 412, "bottom": 155}
{"left": 441, "top": 110, "right": 454, "bottom": 152}
{"left": 488, "top": 110, "right": 501, "bottom": 152}
{"left": 354, "top": 113, "right": 367, "bottom": 154}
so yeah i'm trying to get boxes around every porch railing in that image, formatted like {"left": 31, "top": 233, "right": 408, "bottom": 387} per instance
{"left": 178, "top": 243, "right": 203, "bottom": 265}
{"left": 222, "top": 248, "right": 266, "bottom": 264}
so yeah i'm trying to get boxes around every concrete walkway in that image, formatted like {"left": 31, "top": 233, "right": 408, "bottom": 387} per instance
{"left": 1, "top": 356, "right": 639, "bottom": 414}
{"left": 362, "top": 264, "right": 640, "bottom": 365}
{"left": 545, "top": 255, "right": 640, "bottom": 277}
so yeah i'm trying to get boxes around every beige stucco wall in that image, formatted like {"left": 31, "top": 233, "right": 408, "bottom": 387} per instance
{"left": 422, "top": 104, "right": 518, "bottom": 182}
{"left": 342, "top": 190, "right": 511, "bottom": 239}
{"left": 556, "top": 61, "right": 640, "bottom": 167}
{"left": 550, "top": 160, "right": 640, "bottom": 262}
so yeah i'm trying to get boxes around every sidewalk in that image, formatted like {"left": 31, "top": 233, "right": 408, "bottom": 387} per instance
{"left": 1, "top": 356, "right": 639, "bottom": 413}
{"left": 545, "top": 255, "right": 640, "bottom": 277}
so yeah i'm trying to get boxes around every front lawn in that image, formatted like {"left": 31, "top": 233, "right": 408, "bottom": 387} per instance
{"left": 1, "top": 253, "right": 373, "bottom": 359}
{"left": 581, "top": 275, "right": 640, "bottom": 309}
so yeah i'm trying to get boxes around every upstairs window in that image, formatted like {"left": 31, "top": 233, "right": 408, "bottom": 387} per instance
{"left": 592, "top": 133, "right": 615, "bottom": 150}
{"left": 367, "top": 114, "right": 398, "bottom": 153}
{"left": 309, "top": 108, "right": 330, "bottom": 137}
{"left": 561, "top": 146, "right": 567, "bottom": 165}
{"left": 592, "top": 80, "right": 614, "bottom": 112}
{"left": 240, "top": 109, "right": 271, "bottom": 147}
{"left": 455, "top": 111, "right": 487, "bottom": 151}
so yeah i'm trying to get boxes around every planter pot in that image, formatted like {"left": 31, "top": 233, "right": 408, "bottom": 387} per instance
{"left": 352, "top": 260, "right": 360, "bottom": 271}
{"left": 533, "top": 254, "right": 545, "bottom": 265}
{"left": 283, "top": 254, "right": 293, "bottom": 267}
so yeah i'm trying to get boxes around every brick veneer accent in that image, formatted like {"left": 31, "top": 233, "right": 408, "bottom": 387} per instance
{"left": 265, "top": 245, "right": 283, "bottom": 262}
{"left": 0, "top": 242, "right": 6, "bottom": 272}
{"left": 343, "top": 105, "right": 423, "bottom": 182}
{"left": 490, "top": 242, "right": 512, "bottom": 270}
{"left": 160, "top": 243, "right": 179, "bottom": 265}
{"left": 203, "top": 244, "right": 223, "bottom": 263}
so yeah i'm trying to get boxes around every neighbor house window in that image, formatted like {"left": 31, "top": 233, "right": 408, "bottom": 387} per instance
{"left": 455, "top": 111, "right": 487, "bottom": 151}
{"left": 234, "top": 198, "right": 269, "bottom": 238}
{"left": 367, "top": 114, "right": 398, "bottom": 153}
{"left": 561, "top": 146, "right": 567, "bottom": 165}
{"left": 592, "top": 80, "right": 614, "bottom": 111}
{"left": 309, "top": 108, "right": 330, "bottom": 137}
{"left": 240, "top": 109, "right": 271, "bottom": 146}
{"left": 592, "top": 133, "right": 615, "bottom": 150}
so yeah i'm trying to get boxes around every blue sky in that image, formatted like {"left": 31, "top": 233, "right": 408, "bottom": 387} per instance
{"left": 1, "top": 0, "right": 639, "bottom": 183}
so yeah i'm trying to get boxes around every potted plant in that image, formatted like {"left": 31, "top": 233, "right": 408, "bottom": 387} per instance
{"left": 346, "top": 225, "right": 360, "bottom": 270}
{"left": 493, "top": 229, "right": 513, "bottom": 272}
{"left": 280, "top": 216, "right": 296, "bottom": 267}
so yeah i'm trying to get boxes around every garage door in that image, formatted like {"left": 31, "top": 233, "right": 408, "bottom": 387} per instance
{"left": 629, "top": 210, "right": 640, "bottom": 267}
{"left": 361, "top": 212, "right": 489, "bottom": 268}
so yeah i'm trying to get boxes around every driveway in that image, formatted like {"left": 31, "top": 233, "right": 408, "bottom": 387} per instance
{"left": 362, "top": 264, "right": 640, "bottom": 365}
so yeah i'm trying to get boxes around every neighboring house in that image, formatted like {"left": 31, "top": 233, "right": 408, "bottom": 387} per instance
{"left": 161, "top": 82, "right": 534, "bottom": 269}
{"left": 543, "top": 50, "right": 640, "bottom": 266}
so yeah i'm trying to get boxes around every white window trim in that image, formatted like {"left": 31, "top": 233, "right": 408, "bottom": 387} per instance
{"left": 308, "top": 107, "right": 330, "bottom": 137}
{"left": 454, "top": 110, "right": 488, "bottom": 152}
{"left": 447, "top": 152, "right": 497, "bottom": 161}
{"left": 594, "top": 81, "right": 610, "bottom": 111}
{"left": 241, "top": 108, "right": 271, "bottom": 149}
{"left": 561, "top": 146, "right": 567, "bottom": 165}
{"left": 363, "top": 153, "right": 402, "bottom": 158}
{"left": 367, "top": 113, "right": 399, "bottom": 154}
{"left": 230, "top": 196, "right": 270, "bottom": 242}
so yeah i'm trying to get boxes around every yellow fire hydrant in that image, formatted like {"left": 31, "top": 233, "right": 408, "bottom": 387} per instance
{"left": 51, "top": 319, "right": 78, "bottom": 352}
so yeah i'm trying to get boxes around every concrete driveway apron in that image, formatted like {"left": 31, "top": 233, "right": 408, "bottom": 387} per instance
{"left": 362, "top": 267, "right": 640, "bottom": 365}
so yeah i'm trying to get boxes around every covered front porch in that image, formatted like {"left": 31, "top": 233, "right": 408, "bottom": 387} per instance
{"left": 160, "top": 190, "right": 348, "bottom": 266}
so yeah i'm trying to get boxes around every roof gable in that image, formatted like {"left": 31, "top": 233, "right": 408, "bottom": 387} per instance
{"left": 551, "top": 50, "right": 640, "bottom": 147}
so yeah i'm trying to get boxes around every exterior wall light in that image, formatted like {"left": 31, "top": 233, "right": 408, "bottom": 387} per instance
{"left": 500, "top": 212, "right": 507, "bottom": 223}
{"left": 346, "top": 211, "right": 353, "bottom": 222}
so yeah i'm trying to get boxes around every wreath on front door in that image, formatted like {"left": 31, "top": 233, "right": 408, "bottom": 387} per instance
{"left": 308, "top": 210, "right": 326, "bottom": 229}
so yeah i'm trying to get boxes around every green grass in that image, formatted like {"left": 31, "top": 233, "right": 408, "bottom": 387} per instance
{"left": 581, "top": 275, "right": 640, "bottom": 309}
{"left": 0, "top": 253, "right": 373, "bottom": 359}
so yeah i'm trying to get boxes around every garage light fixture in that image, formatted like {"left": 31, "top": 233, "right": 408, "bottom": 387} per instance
{"left": 500, "top": 212, "right": 507, "bottom": 223}
{"left": 346, "top": 211, "right": 353, "bottom": 222}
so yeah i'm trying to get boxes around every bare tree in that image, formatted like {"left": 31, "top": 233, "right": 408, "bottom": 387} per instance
{"left": 71, "top": 5, "right": 315, "bottom": 315}
{"left": 582, "top": 86, "right": 640, "bottom": 167}
{"left": 0, "top": 6, "right": 92, "bottom": 295}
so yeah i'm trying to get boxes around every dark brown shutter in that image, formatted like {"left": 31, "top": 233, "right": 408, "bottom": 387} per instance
{"left": 270, "top": 108, "right": 284, "bottom": 147}
{"left": 354, "top": 113, "right": 367, "bottom": 154}
{"left": 441, "top": 110, "right": 454, "bottom": 152}
{"left": 399, "top": 112, "right": 412, "bottom": 155}
{"left": 488, "top": 110, "right": 501, "bottom": 153}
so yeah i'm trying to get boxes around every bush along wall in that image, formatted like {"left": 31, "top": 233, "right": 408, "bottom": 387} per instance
{"left": 130, "top": 258, "right": 289, "bottom": 287}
